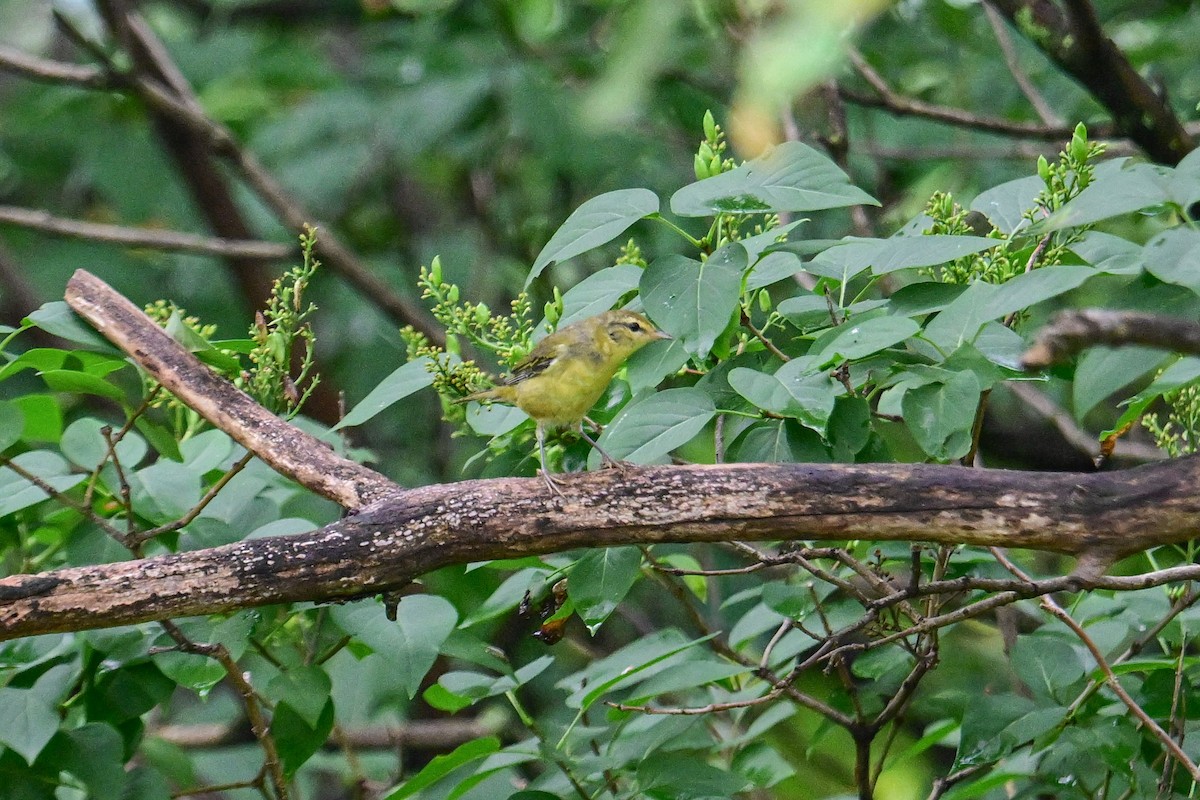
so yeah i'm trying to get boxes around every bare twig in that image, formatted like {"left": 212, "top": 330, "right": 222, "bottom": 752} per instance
{"left": 0, "top": 44, "right": 107, "bottom": 87}
{"left": 844, "top": 47, "right": 1073, "bottom": 140}
{"left": 981, "top": 2, "right": 1062, "bottom": 126}
{"left": 0, "top": 206, "right": 292, "bottom": 260}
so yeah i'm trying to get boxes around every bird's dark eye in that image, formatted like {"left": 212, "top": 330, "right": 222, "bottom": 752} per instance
{"left": 626, "top": 322, "right": 642, "bottom": 332}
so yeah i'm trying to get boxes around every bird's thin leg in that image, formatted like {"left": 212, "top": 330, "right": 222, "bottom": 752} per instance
{"left": 576, "top": 422, "right": 627, "bottom": 471}
{"left": 537, "top": 422, "right": 565, "bottom": 496}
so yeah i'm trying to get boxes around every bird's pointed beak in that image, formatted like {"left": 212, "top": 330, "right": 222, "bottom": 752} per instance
{"left": 653, "top": 329, "right": 672, "bottom": 340}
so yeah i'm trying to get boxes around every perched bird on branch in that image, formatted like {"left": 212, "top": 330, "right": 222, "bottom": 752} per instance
{"left": 457, "top": 309, "right": 669, "bottom": 494}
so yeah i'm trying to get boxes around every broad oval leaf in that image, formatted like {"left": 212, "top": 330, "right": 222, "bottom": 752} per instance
{"left": 334, "top": 357, "right": 435, "bottom": 430}
{"left": 60, "top": 417, "right": 148, "bottom": 471}
{"left": 571, "top": 546, "right": 643, "bottom": 633}
{"left": 330, "top": 595, "right": 458, "bottom": 700}
{"left": 729, "top": 363, "right": 838, "bottom": 434}
{"left": 969, "top": 175, "right": 1043, "bottom": 235}
{"left": 589, "top": 387, "right": 715, "bottom": 468}
{"left": 0, "top": 400, "right": 24, "bottom": 451}
{"left": 526, "top": 188, "right": 659, "bottom": 286}
{"left": 1039, "top": 160, "right": 1173, "bottom": 231}
{"left": 901, "top": 370, "right": 981, "bottom": 461}
{"left": 1143, "top": 227, "right": 1200, "bottom": 294}
{"left": 923, "top": 265, "right": 1095, "bottom": 351}
{"left": 812, "top": 317, "right": 920, "bottom": 363}
{"left": 670, "top": 141, "right": 878, "bottom": 217}
{"left": 640, "top": 244, "right": 746, "bottom": 359}
{"left": 807, "top": 235, "right": 1001, "bottom": 280}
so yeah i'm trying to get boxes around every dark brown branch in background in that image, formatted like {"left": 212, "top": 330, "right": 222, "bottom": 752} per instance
{"left": 1021, "top": 309, "right": 1200, "bottom": 369}
{"left": 0, "top": 206, "right": 292, "bottom": 260}
{"left": 985, "top": 0, "right": 1194, "bottom": 164}
{"left": 60, "top": 2, "right": 443, "bottom": 346}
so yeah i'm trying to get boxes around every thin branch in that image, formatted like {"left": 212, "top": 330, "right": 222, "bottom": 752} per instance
{"left": 1023, "top": 310, "right": 1200, "bottom": 369}
{"left": 990, "top": 549, "right": 1200, "bottom": 783}
{"left": 0, "top": 44, "right": 108, "bottom": 87}
{"left": 0, "top": 206, "right": 292, "bottom": 260}
{"left": 844, "top": 47, "right": 1074, "bottom": 140}
{"left": 159, "top": 621, "right": 291, "bottom": 799}
{"left": 981, "top": 1, "right": 1062, "bottom": 126}
{"left": 1005, "top": 382, "right": 1164, "bottom": 463}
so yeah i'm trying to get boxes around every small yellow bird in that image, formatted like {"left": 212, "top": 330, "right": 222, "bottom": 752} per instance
{"left": 457, "top": 309, "right": 669, "bottom": 493}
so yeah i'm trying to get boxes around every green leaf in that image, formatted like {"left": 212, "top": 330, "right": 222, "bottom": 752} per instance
{"left": 271, "top": 698, "right": 335, "bottom": 776}
{"left": 810, "top": 234, "right": 1002, "bottom": 279}
{"left": 1039, "top": 160, "right": 1174, "bottom": 231}
{"left": 589, "top": 387, "right": 715, "bottom": 468}
{"left": 640, "top": 244, "right": 746, "bottom": 359}
{"left": 923, "top": 266, "right": 1094, "bottom": 351}
{"left": 382, "top": 737, "right": 502, "bottom": 800}
{"left": 38, "top": 369, "right": 127, "bottom": 401}
{"left": 526, "top": 188, "right": 659, "bottom": 286}
{"left": 886, "top": 281, "right": 969, "bottom": 318}
{"left": 571, "top": 546, "right": 643, "bottom": 633}
{"left": 129, "top": 461, "right": 202, "bottom": 522}
{"left": 637, "top": 753, "right": 751, "bottom": 799}
{"left": 59, "top": 417, "right": 148, "bottom": 471}
{"left": 902, "top": 370, "right": 981, "bottom": 460}
{"left": 333, "top": 357, "right": 435, "bottom": 430}
{"left": 0, "top": 687, "right": 58, "bottom": 764}
{"left": 153, "top": 652, "right": 225, "bottom": 696}
{"left": 13, "top": 395, "right": 63, "bottom": 443}
{"left": 626, "top": 338, "right": 689, "bottom": 394}
{"left": 670, "top": 141, "right": 877, "bottom": 216}
{"left": 1143, "top": 227, "right": 1200, "bottom": 294}
{"left": 969, "top": 175, "right": 1043, "bottom": 234}
{"left": 777, "top": 294, "right": 833, "bottom": 329}
{"left": 330, "top": 595, "right": 458, "bottom": 699}
{"left": 0, "top": 400, "right": 24, "bottom": 451}
{"left": 728, "top": 364, "right": 838, "bottom": 434}
{"left": 811, "top": 316, "right": 920, "bottom": 363}
{"left": 727, "top": 419, "right": 830, "bottom": 463}
{"left": 1011, "top": 635, "right": 1086, "bottom": 702}
{"left": 746, "top": 251, "right": 803, "bottom": 289}
{"left": 1071, "top": 231, "right": 1144, "bottom": 275}
{"left": 265, "top": 666, "right": 332, "bottom": 728}
{"left": 625, "top": 658, "right": 749, "bottom": 704}
{"left": 0, "top": 451, "right": 84, "bottom": 516}
{"left": 45, "top": 724, "right": 127, "bottom": 798}
{"left": 25, "top": 302, "right": 118, "bottom": 352}
{"left": 555, "top": 265, "right": 643, "bottom": 327}
{"left": 569, "top": 630, "right": 720, "bottom": 711}
{"left": 1073, "top": 345, "right": 1169, "bottom": 420}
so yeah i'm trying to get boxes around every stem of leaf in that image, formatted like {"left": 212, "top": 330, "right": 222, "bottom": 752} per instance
{"left": 648, "top": 214, "right": 703, "bottom": 248}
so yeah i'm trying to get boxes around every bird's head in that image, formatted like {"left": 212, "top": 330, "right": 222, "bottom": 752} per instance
{"left": 597, "top": 310, "right": 671, "bottom": 358}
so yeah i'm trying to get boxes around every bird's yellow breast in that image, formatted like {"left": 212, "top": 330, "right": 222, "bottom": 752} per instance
{"left": 511, "top": 344, "right": 615, "bottom": 426}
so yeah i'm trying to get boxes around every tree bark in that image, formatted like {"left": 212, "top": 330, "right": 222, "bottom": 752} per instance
{"left": 3, "top": 456, "right": 1199, "bottom": 641}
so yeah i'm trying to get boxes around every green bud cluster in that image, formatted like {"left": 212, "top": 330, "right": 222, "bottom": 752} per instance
{"left": 1143, "top": 381, "right": 1200, "bottom": 457}
{"left": 693, "top": 110, "right": 734, "bottom": 180}
{"left": 242, "top": 226, "right": 321, "bottom": 417}
{"left": 923, "top": 124, "right": 1104, "bottom": 289}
